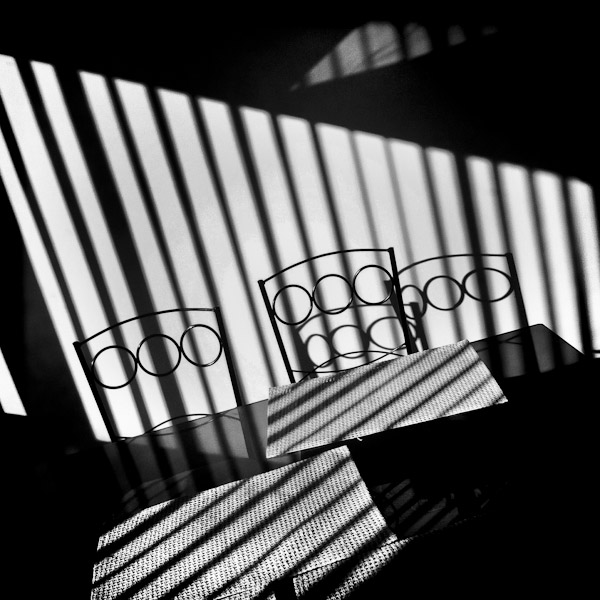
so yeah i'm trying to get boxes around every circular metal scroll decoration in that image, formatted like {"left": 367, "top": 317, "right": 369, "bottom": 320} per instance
{"left": 136, "top": 333, "right": 182, "bottom": 377}
{"left": 367, "top": 316, "right": 406, "bottom": 351}
{"left": 352, "top": 264, "right": 394, "bottom": 305}
{"left": 304, "top": 333, "right": 334, "bottom": 372}
{"left": 180, "top": 324, "right": 223, "bottom": 367}
{"left": 422, "top": 275, "right": 465, "bottom": 311}
{"left": 462, "top": 268, "right": 513, "bottom": 303}
{"left": 312, "top": 274, "right": 353, "bottom": 315}
{"left": 273, "top": 284, "right": 314, "bottom": 325}
{"left": 330, "top": 323, "right": 370, "bottom": 359}
{"left": 401, "top": 284, "right": 427, "bottom": 319}
{"left": 92, "top": 345, "right": 138, "bottom": 389}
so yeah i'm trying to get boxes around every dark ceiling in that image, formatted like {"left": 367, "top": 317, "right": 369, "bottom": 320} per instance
{"left": 0, "top": 12, "right": 596, "bottom": 181}
{"left": 1, "top": 11, "right": 593, "bottom": 87}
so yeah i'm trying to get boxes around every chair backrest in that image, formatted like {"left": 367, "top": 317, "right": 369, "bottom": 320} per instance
{"left": 73, "top": 307, "right": 243, "bottom": 441}
{"left": 258, "top": 248, "right": 416, "bottom": 383}
{"left": 397, "top": 252, "right": 530, "bottom": 351}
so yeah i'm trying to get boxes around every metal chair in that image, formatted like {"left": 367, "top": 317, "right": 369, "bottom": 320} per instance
{"left": 73, "top": 307, "right": 244, "bottom": 441}
{"left": 258, "top": 248, "right": 416, "bottom": 384}
{"left": 397, "top": 252, "right": 537, "bottom": 366}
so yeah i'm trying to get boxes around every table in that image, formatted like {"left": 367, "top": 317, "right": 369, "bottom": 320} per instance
{"left": 82, "top": 324, "right": 585, "bottom": 518}
{"left": 265, "top": 339, "right": 508, "bottom": 458}
{"left": 43, "top": 324, "right": 594, "bottom": 597}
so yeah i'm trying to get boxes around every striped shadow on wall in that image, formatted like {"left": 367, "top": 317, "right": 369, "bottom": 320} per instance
{"left": 1, "top": 54, "right": 598, "bottom": 441}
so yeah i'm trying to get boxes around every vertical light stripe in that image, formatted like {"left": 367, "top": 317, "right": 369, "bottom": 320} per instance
{"left": 388, "top": 139, "right": 442, "bottom": 264}
{"left": 200, "top": 98, "right": 274, "bottom": 276}
{"left": 498, "top": 163, "right": 549, "bottom": 333}
{"left": 466, "top": 156, "right": 521, "bottom": 337}
{"left": 84, "top": 71, "right": 193, "bottom": 429}
{"left": 32, "top": 62, "right": 171, "bottom": 436}
{"left": 353, "top": 131, "right": 405, "bottom": 249}
{"left": 0, "top": 115, "right": 107, "bottom": 438}
{"left": 81, "top": 73, "right": 204, "bottom": 425}
{"left": 240, "top": 106, "right": 304, "bottom": 267}
{"left": 0, "top": 55, "right": 124, "bottom": 439}
{"left": 364, "top": 22, "right": 403, "bottom": 67}
{"left": 316, "top": 123, "right": 376, "bottom": 248}
{"left": 199, "top": 98, "right": 285, "bottom": 386}
{"left": 335, "top": 28, "right": 367, "bottom": 75}
{"left": 467, "top": 156, "right": 506, "bottom": 253}
{"left": 79, "top": 72, "right": 176, "bottom": 311}
{"left": 567, "top": 179, "right": 600, "bottom": 350}
{"left": 0, "top": 58, "right": 108, "bottom": 338}
{"left": 533, "top": 170, "right": 580, "bottom": 349}
{"left": 0, "top": 346, "right": 26, "bottom": 416}
{"left": 115, "top": 79, "right": 210, "bottom": 307}
{"left": 158, "top": 90, "right": 279, "bottom": 402}
{"left": 115, "top": 80, "right": 232, "bottom": 418}
{"left": 426, "top": 148, "right": 470, "bottom": 253}
{"left": 277, "top": 115, "right": 337, "bottom": 255}
{"left": 32, "top": 63, "right": 138, "bottom": 319}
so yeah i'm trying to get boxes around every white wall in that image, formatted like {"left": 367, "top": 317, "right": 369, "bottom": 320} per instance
{"left": 1, "top": 54, "right": 598, "bottom": 439}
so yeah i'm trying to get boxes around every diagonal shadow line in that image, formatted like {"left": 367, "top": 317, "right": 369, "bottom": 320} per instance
{"left": 42, "top": 65, "right": 178, "bottom": 459}
{"left": 384, "top": 139, "right": 415, "bottom": 266}
{"left": 396, "top": 498, "right": 461, "bottom": 537}
{"left": 385, "top": 485, "right": 450, "bottom": 524}
{"left": 348, "top": 132, "right": 379, "bottom": 248}
{"left": 326, "top": 171, "right": 377, "bottom": 350}
{"left": 95, "top": 450, "right": 341, "bottom": 571}
{"left": 95, "top": 451, "right": 384, "bottom": 600}
{"left": 270, "top": 343, "right": 504, "bottom": 457}
{"left": 95, "top": 476, "right": 245, "bottom": 564}
{"left": 271, "top": 115, "right": 314, "bottom": 259}
{"left": 18, "top": 60, "right": 124, "bottom": 344}
{"left": 146, "top": 90, "right": 223, "bottom": 415}
{"left": 267, "top": 332, "right": 437, "bottom": 423}
{"left": 267, "top": 533, "right": 406, "bottom": 600}
{"left": 267, "top": 348, "right": 433, "bottom": 445}
{"left": 455, "top": 158, "right": 505, "bottom": 351}
{"left": 560, "top": 176, "right": 593, "bottom": 357}
{"left": 308, "top": 123, "right": 356, "bottom": 282}
{"left": 79, "top": 309, "right": 235, "bottom": 490}
{"left": 169, "top": 472, "right": 398, "bottom": 600}
{"left": 119, "top": 92, "right": 254, "bottom": 425}
{"left": 149, "top": 88, "right": 219, "bottom": 309}
{"left": 436, "top": 370, "right": 506, "bottom": 419}
{"left": 144, "top": 90, "right": 251, "bottom": 480}
{"left": 268, "top": 115, "right": 335, "bottom": 378}
{"left": 267, "top": 342, "right": 470, "bottom": 446}
{"left": 105, "top": 78, "right": 193, "bottom": 424}
{"left": 526, "top": 168, "right": 558, "bottom": 334}
{"left": 107, "top": 413, "right": 249, "bottom": 517}
{"left": 267, "top": 350, "right": 440, "bottom": 448}
{"left": 191, "top": 99, "right": 278, "bottom": 386}
{"left": 231, "top": 108, "right": 285, "bottom": 278}
{"left": 1, "top": 83, "right": 166, "bottom": 505}
{"left": 330, "top": 347, "right": 502, "bottom": 440}
{"left": 491, "top": 160, "right": 514, "bottom": 256}
{"left": 167, "top": 481, "right": 378, "bottom": 600}
{"left": 243, "top": 112, "right": 318, "bottom": 381}
{"left": 417, "top": 148, "right": 467, "bottom": 345}
{"left": 0, "top": 68, "right": 86, "bottom": 349}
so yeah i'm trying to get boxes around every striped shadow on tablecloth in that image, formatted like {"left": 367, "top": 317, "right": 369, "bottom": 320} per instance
{"left": 266, "top": 339, "right": 507, "bottom": 458}
{"left": 91, "top": 446, "right": 398, "bottom": 599}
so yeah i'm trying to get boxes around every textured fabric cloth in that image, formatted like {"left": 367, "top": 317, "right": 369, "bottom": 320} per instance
{"left": 91, "top": 446, "right": 397, "bottom": 599}
{"left": 266, "top": 340, "right": 507, "bottom": 458}
{"left": 292, "top": 539, "right": 407, "bottom": 599}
